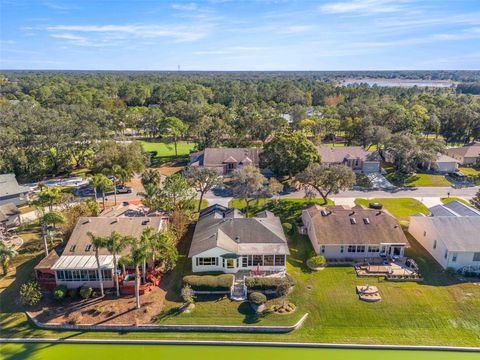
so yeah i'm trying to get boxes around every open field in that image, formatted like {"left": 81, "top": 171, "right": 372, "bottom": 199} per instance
{"left": 354, "top": 198, "right": 430, "bottom": 223}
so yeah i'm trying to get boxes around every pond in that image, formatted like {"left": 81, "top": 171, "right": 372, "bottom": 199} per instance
{"left": 1, "top": 343, "right": 478, "bottom": 360}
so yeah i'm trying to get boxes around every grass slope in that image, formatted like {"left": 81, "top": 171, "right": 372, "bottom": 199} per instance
{"left": 139, "top": 140, "right": 196, "bottom": 158}
{"left": 440, "top": 197, "right": 470, "bottom": 205}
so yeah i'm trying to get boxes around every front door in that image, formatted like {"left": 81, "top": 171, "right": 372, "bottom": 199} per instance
{"left": 226, "top": 259, "right": 235, "bottom": 269}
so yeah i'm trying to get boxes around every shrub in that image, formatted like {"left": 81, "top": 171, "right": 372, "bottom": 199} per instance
{"left": 53, "top": 285, "right": 68, "bottom": 300}
{"left": 309, "top": 255, "right": 326, "bottom": 267}
{"left": 445, "top": 267, "right": 457, "bottom": 277}
{"left": 282, "top": 222, "right": 293, "bottom": 234}
{"left": 20, "top": 281, "right": 42, "bottom": 306}
{"left": 249, "top": 291, "right": 267, "bottom": 305}
{"left": 245, "top": 275, "right": 294, "bottom": 291}
{"left": 356, "top": 174, "right": 373, "bottom": 188}
{"left": 183, "top": 274, "right": 234, "bottom": 291}
{"left": 67, "top": 313, "right": 83, "bottom": 325}
{"left": 79, "top": 286, "right": 93, "bottom": 299}
{"left": 181, "top": 284, "right": 195, "bottom": 304}
{"left": 276, "top": 281, "right": 291, "bottom": 297}
{"left": 369, "top": 202, "right": 383, "bottom": 209}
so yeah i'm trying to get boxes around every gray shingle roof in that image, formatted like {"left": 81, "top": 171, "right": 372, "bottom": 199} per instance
{"left": 316, "top": 146, "right": 379, "bottom": 164}
{"left": 411, "top": 217, "right": 480, "bottom": 252}
{"left": 0, "top": 174, "right": 30, "bottom": 198}
{"left": 189, "top": 206, "right": 289, "bottom": 257}
{"left": 429, "top": 204, "right": 459, "bottom": 217}
{"left": 191, "top": 148, "right": 260, "bottom": 167}
{"left": 0, "top": 202, "right": 20, "bottom": 222}
{"left": 443, "top": 201, "right": 480, "bottom": 217}
{"left": 447, "top": 144, "right": 480, "bottom": 158}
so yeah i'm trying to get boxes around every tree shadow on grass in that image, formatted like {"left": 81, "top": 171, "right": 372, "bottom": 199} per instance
{"left": 237, "top": 301, "right": 265, "bottom": 324}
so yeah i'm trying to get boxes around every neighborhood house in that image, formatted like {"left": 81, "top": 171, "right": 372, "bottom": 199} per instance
{"left": 188, "top": 205, "right": 289, "bottom": 274}
{"left": 408, "top": 216, "right": 480, "bottom": 272}
{"left": 316, "top": 146, "right": 380, "bottom": 173}
{"left": 433, "top": 153, "right": 459, "bottom": 173}
{"left": 446, "top": 143, "right": 480, "bottom": 165}
{"left": 428, "top": 200, "right": 480, "bottom": 217}
{"left": 35, "top": 216, "right": 166, "bottom": 289}
{"left": 0, "top": 202, "right": 20, "bottom": 229}
{"left": 189, "top": 148, "right": 260, "bottom": 175}
{"left": 0, "top": 173, "right": 30, "bottom": 206}
{"left": 301, "top": 205, "right": 408, "bottom": 260}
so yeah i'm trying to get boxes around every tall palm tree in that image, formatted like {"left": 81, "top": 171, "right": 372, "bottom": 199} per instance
{"left": 42, "top": 211, "right": 66, "bottom": 232}
{"left": 139, "top": 227, "right": 154, "bottom": 283}
{"left": 129, "top": 236, "right": 149, "bottom": 309}
{"left": 108, "top": 165, "right": 133, "bottom": 206}
{"left": 104, "top": 231, "right": 128, "bottom": 297}
{"left": 90, "top": 174, "right": 113, "bottom": 210}
{"left": 87, "top": 232, "right": 108, "bottom": 297}
{"left": 0, "top": 242, "right": 17, "bottom": 276}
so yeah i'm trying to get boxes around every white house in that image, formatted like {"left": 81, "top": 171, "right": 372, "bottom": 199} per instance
{"left": 434, "top": 154, "right": 459, "bottom": 173}
{"left": 188, "top": 205, "right": 289, "bottom": 273}
{"left": 189, "top": 148, "right": 260, "bottom": 175}
{"left": 408, "top": 216, "right": 480, "bottom": 271}
{"left": 301, "top": 205, "right": 408, "bottom": 260}
{"left": 316, "top": 146, "right": 380, "bottom": 173}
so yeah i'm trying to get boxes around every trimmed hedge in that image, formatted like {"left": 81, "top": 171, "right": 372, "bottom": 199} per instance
{"left": 245, "top": 275, "right": 295, "bottom": 291}
{"left": 249, "top": 291, "right": 267, "bottom": 305}
{"left": 79, "top": 286, "right": 93, "bottom": 299}
{"left": 53, "top": 285, "right": 68, "bottom": 300}
{"left": 183, "top": 274, "right": 234, "bottom": 291}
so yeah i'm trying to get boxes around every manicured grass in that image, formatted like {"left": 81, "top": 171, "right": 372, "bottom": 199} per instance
{"left": 139, "top": 140, "right": 196, "bottom": 158}
{"left": 354, "top": 198, "right": 430, "bottom": 223}
{"left": 404, "top": 173, "right": 452, "bottom": 187}
{"left": 459, "top": 167, "right": 480, "bottom": 176}
{"left": 440, "top": 197, "right": 470, "bottom": 205}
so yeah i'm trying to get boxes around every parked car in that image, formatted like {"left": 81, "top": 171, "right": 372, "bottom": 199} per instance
{"left": 448, "top": 171, "right": 467, "bottom": 182}
{"left": 116, "top": 185, "right": 132, "bottom": 194}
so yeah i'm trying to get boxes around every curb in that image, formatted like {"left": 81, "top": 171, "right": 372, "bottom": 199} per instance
{"left": 25, "top": 312, "right": 309, "bottom": 334}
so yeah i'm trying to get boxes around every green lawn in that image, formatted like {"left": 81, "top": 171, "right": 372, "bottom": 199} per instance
{"left": 139, "top": 140, "right": 196, "bottom": 158}
{"left": 459, "top": 167, "right": 480, "bottom": 176}
{"left": 354, "top": 198, "right": 430, "bottom": 223}
{"left": 404, "top": 173, "right": 452, "bottom": 187}
{"left": 440, "top": 197, "right": 470, "bottom": 205}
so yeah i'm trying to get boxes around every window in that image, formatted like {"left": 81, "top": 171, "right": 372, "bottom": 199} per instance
{"left": 347, "top": 245, "right": 356, "bottom": 253}
{"left": 368, "top": 245, "right": 380, "bottom": 253}
{"left": 433, "top": 240, "right": 437, "bottom": 249}
{"left": 242, "top": 256, "right": 248, "bottom": 267}
{"left": 264, "top": 255, "right": 274, "bottom": 266}
{"left": 102, "top": 269, "right": 112, "bottom": 281}
{"left": 88, "top": 270, "right": 98, "bottom": 281}
{"left": 321, "top": 245, "right": 325, "bottom": 254}
{"left": 274, "top": 255, "right": 285, "bottom": 266}
{"left": 197, "top": 257, "right": 218, "bottom": 266}
{"left": 340, "top": 246, "right": 344, "bottom": 253}
{"left": 252, "top": 255, "right": 263, "bottom": 266}
{"left": 473, "top": 253, "right": 480, "bottom": 262}
{"left": 350, "top": 218, "right": 357, "bottom": 224}
{"left": 64, "top": 270, "right": 72, "bottom": 280}
{"left": 444, "top": 250, "right": 448, "bottom": 259}
{"left": 80, "top": 270, "right": 89, "bottom": 281}
{"left": 85, "top": 244, "right": 92, "bottom": 252}
{"left": 357, "top": 246, "right": 366, "bottom": 253}
{"left": 423, "top": 231, "right": 427, "bottom": 237}
{"left": 56, "top": 270, "right": 64, "bottom": 280}
{"left": 452, "top": 253, "right": 457, "bottom": 262}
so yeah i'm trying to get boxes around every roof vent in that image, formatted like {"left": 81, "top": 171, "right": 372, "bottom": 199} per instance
{"left": 142, "top": 219, "right": 150, "bottom": 225}
{"left": 349, "top": 211, "right": 355, "bottom": 216}
{"left": 82, "top": 219, "right": 91, "bottom": 225}
{"left": 69, "top": 245, "right": 76, "bottom": 252}
{"left": 111, "top": 219, "right": 118, "bottom": 224}
{"left": 350, "top": 218, "right": 357, "bottom": 224}
{"left": 235, "top": 236, "right": 240, "bottom": 243}
{"left": 321, "top": 210, "right": 328, "bottom": 216}
{"left": 85, "top": 244, "right": 92, "bottom": 251}
{"left": 376, "top": 211, "right": 382, "bottom": 216}
{"left": 363, "top": 218, "right": 370, "bottom": 224}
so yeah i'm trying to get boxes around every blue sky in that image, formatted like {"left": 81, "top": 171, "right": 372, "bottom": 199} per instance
{"left": 1, "top": 0, "right": 479, "bottom": 70}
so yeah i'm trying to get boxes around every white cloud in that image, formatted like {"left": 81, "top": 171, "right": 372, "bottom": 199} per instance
{"left": 47, "top": 24, "right": 209, "bottom": 43}
{"left": 320, "top": 0, "right": 406, "bottom": 15}
{"left": 172, "top": 3, "right": 198, "bottom": 11}
{"left": 194, "top": 46, "right": 267, "bottom": 55}
{"left": 280, "top": 25, "right": 313, "bottom": 34}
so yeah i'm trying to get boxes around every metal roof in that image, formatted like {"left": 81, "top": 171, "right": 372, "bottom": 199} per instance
{"left": 51, "top": 255, "right": 116, "bottom": 270}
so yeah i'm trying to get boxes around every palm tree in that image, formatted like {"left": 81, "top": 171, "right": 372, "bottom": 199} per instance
{"left": 139, "top": 227, "right": 155, "bottom": 283}
{"left": 129, "top": 236, "right": 149, "bottom": 309}
{"left": 0, "top": 242, "right": 17, "bottom": 276}
{"left": 141, "top": 169, "right": 162, "bottom": 189}
{"left": 87, "top": 232, "right": 108, "bottom": 297}
{"left": 138, "top": 183, "right": 160, "bottom": 212}
{"left": 104, "top": 231, "right": 128, "bottom": 297}
{"left": 90, "top": 174, "right": 113, "bottom": 210}
{"left": 108, "top": 165, "right": 133, "bottom": 206}
{"left": 42, "top": 211, "right": 66, "bottom": 232}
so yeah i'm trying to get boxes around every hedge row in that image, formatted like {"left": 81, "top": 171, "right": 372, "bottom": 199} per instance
{"left": 183, "top": 274, "right": 234, "bottom": 291}
{"left": 244, "top": 275, "right": 294, "bottom": 291}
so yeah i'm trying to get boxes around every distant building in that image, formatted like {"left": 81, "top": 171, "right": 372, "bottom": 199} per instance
{"left": 188, "top": 205, "right": 289, "bottom": 273}
{"left": 0, "top": 174, "right": 30, "bottom": 206}
{"left": 301, "top": 205, "right": 408, "bottom": 260}
{"left": 189, "top": 148, "right": 261, "bottom": 175}
{"left": 433, "top": 153, "right": 459, "bottom": 173}
{"left": 429, "top": 200, "right": 480, "bottom": 217}
{"left": 316, "top": 146, "right": 380, "bottom": 173}
{"left": 446, "top": 143, "right": 480, "bottom": 165}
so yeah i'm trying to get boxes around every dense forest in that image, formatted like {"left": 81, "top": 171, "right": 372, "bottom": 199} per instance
{"left": 1, "top": 71, "right": 479, "bottom": 180}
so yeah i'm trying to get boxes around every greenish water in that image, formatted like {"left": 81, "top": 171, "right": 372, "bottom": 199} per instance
{"left": 0, "top": 344, "right": 478, "bottom": 360}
